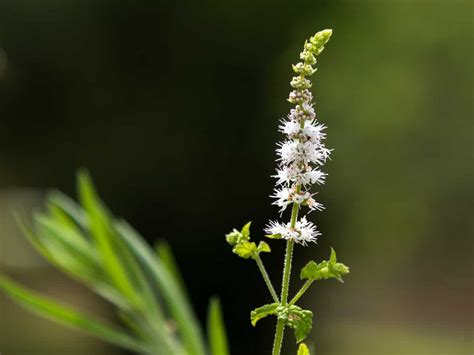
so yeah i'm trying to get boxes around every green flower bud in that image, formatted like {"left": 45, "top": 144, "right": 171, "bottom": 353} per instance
{"left": 300, "top": 50, "right": 317, "bottom": 65}
{"left": 304, "top": 42, "right": 315, "bottom": 52}
{"left": 332, "top": 262, "right": 350, "bottom": 276}
{"left": 225, "top": 229, "right": 241, "bottom": 246}
{"left": 309, "top": 29, "right": 332, "bottom": 56}
{"left": 290, "top": 76, "right": 312, "bottom": 89}
{"left": 293, "top": 62, "right": 316, "bottom": 76}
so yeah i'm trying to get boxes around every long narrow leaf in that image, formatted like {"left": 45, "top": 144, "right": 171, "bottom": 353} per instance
{"left": 207, "top": 297, "right": 230, "bottom": 355}
{"left": 77, "top": 171, "right": 141, "bottom": 309}
{"left": 156, "top": 240, "right": 188, "bottom": 296}
{"left": 116, "top": 220, "right": 207, "bottom": 355}
{"left": 0, "top": 275, "right": 149, "bottom": 354}
{"left": 17, "top": 215, "right": 134, "bottom": 313}
{"left": 48, "top": 178, "right": 184, "bottom": 354}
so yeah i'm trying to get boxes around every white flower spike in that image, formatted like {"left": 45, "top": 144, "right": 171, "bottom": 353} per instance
{"left": 268, "top": 29, "right": 333, "bottom": 245}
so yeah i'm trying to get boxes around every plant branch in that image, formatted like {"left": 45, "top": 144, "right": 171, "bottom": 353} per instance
{"left": 254, "top": 254, "right": 279, "bottom": 303}
{"left": 288, "top": 279, "right": 313, "bottom": 306}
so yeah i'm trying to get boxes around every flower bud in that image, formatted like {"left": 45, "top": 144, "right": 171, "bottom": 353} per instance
{"left": 300, "top": 50, "right": 317, "bottom": 65}
{"left": 309, "top": 29, "right": 332, "bottom": 56}
{"left": 225, "top": 230, "right": 241, "bottom": 246}
{"left": 290, "top": 76, "right": 312, "bottom": 89}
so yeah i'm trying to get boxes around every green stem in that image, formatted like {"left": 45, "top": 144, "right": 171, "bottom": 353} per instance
{"left": 288, "top": 279, "right": 313, "bottom": 306}
{"left": 272, "top": 201, "right": 300, "bottom": 355}
{"left": 254, "top": 254, "right": 279, "bottom": 303}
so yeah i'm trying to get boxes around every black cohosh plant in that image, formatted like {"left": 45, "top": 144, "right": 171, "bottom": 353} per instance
{"left": 226, "top": 29, "right": 349, "bottom": 355}
{"left": 0, "top": 29, "right": 348, "bottom": 355}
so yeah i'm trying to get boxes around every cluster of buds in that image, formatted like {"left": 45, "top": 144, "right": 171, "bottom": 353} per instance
{"left": 266, "top": 29, "right": 333, "bottom": 246}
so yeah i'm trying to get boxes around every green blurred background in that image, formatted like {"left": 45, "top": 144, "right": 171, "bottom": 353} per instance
{"left": 0, "top": 0, "right": 472, "bottom": 354}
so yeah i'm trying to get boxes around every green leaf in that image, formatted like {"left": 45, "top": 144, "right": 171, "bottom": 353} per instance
{"left": 300, "top": 261, "right": 320, "bottom": 280}
{"left": 240, "top": 221, "right": 252, "bottom": 241}
{"left": 233, "top": 241, "right": 257, "bottom": 259}
{"left": 48, "top": 190, "right": 87, "bottom": 227}
{"left": 225, "top": 229, "right": 240, "bottom": 246}
{"left": 156, "top": 240, "right": 188, "bottom": 297}
{"left": 287, "top": 305, "right": 313, "bottom": 343}
{"left": 297, "top": 343, "right": 310, "bottom": 355}
{"left": 300, "top": 249, "right": 350, "bottom": 283}
{"left": 16, "top": 215, "right": 133, "bottom": 312}
{"left": 34, "top": 213, "right": 99, "bottom": 267}
{"left": 115, "top": 220, "right": 207, "bottom": 355}
{"left": 329, "top": 247, "right": 337, "bottom": 264}
{"left": 77, "top": 170, "right": 140, "bottom": 308}
{"left": 250, "top": 303, "right": 279, "bottom": 326}
{"left": 47, "top": 184, "right": 183, "bottom": 354}
{"left": 207, "top": 297, "right": 230, "bottom": 355}
{"left": 0, "top": 274, "right": 149, "bottom": 353}
{"left": 265, "top": 233, "right": 282, "bottom": 239}
{"left": 257, "top": 241, "right": 271, "bottom": 254}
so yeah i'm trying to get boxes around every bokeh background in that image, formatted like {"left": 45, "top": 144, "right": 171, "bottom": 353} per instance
{"left": 0, "top": 0, "right": 473, "bottom": 354}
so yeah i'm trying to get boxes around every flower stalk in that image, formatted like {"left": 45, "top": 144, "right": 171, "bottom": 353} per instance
{"left": 226, "top": 28, "right": 350, "bottom": 355}
{"left": 255, "top": 254, "right": 280, "bottom": 303}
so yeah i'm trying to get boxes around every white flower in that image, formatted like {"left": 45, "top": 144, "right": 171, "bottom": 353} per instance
{"left": 274, "top": 165, "right": 300, "bottom": 185}
{"left": 278, "top": 140, "right": 331, "bottom": 166}
{"left": 276, "top": 141, "right": 299, "bottom": 163}
{"left": 271, "top": 186, "right": 316, "bottom": 212}
{"left": 268, "top": 39, "right": 332, "bottom": 237}
{"left": 270, "top": 187, "right": 292, "bottom": 212}
{"left": 265, "top": 216, "right": 320, "bottom": 246}
{"left": 292, "top": 190, "right": 311, "bottom": 204}
{"left": 301, "top": 169, "right": 326, "bottom": 185}
{"left": 279, "top": 119, "right": 301, "bottom": 136}
{"left": 303, "top": 122, "right": 326, "bottom": 142}
{"left": 306, "top": 197, "right": 325, "bottom": 211}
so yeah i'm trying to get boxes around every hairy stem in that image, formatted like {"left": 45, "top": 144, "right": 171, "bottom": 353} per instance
{"left": 272, "top": 200, "right": 300, "bottom": 355}
{"left": 254, "top": 255, "right": 279, "bottom": 303}
{"left": 288, "top": 279, "right": 313, "bottom": 306}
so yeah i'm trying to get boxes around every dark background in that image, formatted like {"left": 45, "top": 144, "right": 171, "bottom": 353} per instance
{"left": 0, "top": 0, "right": 473, "bottom": 354}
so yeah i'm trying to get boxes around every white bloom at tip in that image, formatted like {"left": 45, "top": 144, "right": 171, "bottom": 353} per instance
{"left": 265, "top": 216, "right": 320, "bottom": 246}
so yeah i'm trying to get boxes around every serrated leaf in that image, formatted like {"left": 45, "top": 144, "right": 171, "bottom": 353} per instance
{"left": 250, "top": 303, "right": 279, "bottom": 326}
{"left": 297, "top": 343, "right": 310, "bottom": 355}
{"left": 300, "top": 261, "right": 320, "bottom": 280}
{"left": 257, "top": 241, "right": 271, "bottom": 254}
{"left": 287, "top": 306, "right": 313, "bottom": 343}
{"left": 240, "top": 221, "right": 252, "bottom": 241}
{"left": 300, "top": 249, "right": 350, "bottom": 283}
{"left": 207, "top": 297, "right": 229, "bottom": 355}
{"left": 233, "top": 241, "right": 257, "bottom": 259}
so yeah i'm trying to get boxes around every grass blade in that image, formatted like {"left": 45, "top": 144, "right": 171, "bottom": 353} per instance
{"left": 0, "top": 274, "right": 149, "bottom": 353}
{"left": 207, "top": 297, "right": 230, "bottom": 355}
{"left": 155, "top": 240, "right": 188, "bottom": 296}
{"left": 116, "top": 220, "right": 207, "bottom": 355}
{"left": 77, "top": 170, "right": 142, "bottom": 310}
